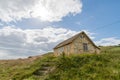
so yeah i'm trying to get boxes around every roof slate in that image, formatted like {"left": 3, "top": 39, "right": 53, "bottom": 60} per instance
{"left": 54, "top": 31, "right": 100, "bottom": 49}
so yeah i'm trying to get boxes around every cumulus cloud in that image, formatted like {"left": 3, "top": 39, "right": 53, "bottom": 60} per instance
{"left": 0, "top": 26, "right": 97, "bottom": 59}
{"left": 0, "top": 0, "right": 82, "bottom": 22}
{"left": 95, "top": 37, "right": 120, "bottom": 46}
{"left": 0, "top": 26, "right": 119, "bottom": 59}
{"left": 0, "top": 26, "right": 77, "bottom": 59}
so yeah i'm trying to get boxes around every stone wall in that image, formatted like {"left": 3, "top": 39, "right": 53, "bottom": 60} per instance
{"left": 54, "top": 33, "right": 100, "bottom": 55}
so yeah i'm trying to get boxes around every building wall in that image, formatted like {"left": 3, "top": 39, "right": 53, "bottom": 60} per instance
{"left": 63, "top": 43, "right": 72, "bottom": 55}
{"left": 54, "top": 33, "right": 100, "bottom": 55}
{"left": 72, "top": 34, "right": 96, "bottom": 54}
{"left": 95, "top": 48, "right": 100, "bottom": 54}
{"left": 54, "top": 43, "right": 73, "bottom": 56}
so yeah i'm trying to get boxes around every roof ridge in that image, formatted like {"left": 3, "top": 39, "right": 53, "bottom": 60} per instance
{"left": 53, "top": 31, "right": 100, "bottom": 49}
{"left": 54, "top": 31, "right": 83, "bottom": 49}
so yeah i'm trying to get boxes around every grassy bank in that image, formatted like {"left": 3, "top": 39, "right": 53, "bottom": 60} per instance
{"left": 0, "top": 46, "right": 120, "bottom": 80}
{"left": 0, "top": 53, "right": 55, "bottom": 80}
{"left": 46, "top": 46, "right": 120, "bottom": 80}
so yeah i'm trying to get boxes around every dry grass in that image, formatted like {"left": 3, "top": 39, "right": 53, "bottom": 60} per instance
{"left": 0, "top": 55, "right": 42, "bottom": 80}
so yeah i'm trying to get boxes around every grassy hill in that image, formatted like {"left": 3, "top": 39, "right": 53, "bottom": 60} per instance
{"left": 0, "top": 46, "right": 120, "bottom": 80}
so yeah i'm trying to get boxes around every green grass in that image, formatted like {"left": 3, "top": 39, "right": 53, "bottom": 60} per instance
{"left": 0, "top": 52, "right": 55, "bottom": 80}
{"left": 0, "top": 47, "right": 120, "bottom": 80}
{"left": 45, "top": 46, "right": 120, "bottom": 80}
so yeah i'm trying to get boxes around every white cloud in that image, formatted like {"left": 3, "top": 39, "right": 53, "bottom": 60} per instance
{"left": 0, "top": 49, "right": 27, "bottom": 59}
{"left": 0, "top": 0, "right": 82, "bottom": 22}
{"left": 1, "top": 26, "right": 119, "bottom": 59}
{"left": 0, "top": 26, "right": 97, "bottom": 59}
{"left": 0, "top": 26, "right": 77, "bottom": 59}
{"left": 95, "top": 37, "right": 120, "bottom": 46}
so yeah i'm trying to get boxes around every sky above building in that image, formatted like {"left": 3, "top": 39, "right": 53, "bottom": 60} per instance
{"left": 0, "top": 0, "right": 120, "bottom": 59}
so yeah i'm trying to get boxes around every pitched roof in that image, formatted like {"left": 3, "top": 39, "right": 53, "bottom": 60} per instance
{"left": 54, "top": 31, "right": 100, "bottom": 49}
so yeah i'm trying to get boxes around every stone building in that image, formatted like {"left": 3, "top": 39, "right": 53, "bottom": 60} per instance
{"left": 53, "top": 31, "right": 100, "bottom": 55}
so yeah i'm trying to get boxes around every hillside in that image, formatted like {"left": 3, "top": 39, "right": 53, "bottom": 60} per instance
{"left": 0, "top": 46, "right": 120, "bottom": 80}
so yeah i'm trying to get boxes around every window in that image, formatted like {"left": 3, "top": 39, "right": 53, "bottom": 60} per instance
{"left": 80, "top": 35, "right": 82, "bottom": 39}
{"left": 83, "top": 43, "right": 88, "bottom": 51}
{"left": 80, "top": 35, "right": 84, "bottom": 39}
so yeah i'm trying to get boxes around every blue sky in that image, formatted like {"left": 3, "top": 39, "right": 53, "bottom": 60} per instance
{"left": 55, "top": 0, "right": 120, "bottom": 39}
{"left": 0, "top": 0, "right": 120, "bottom": 59}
